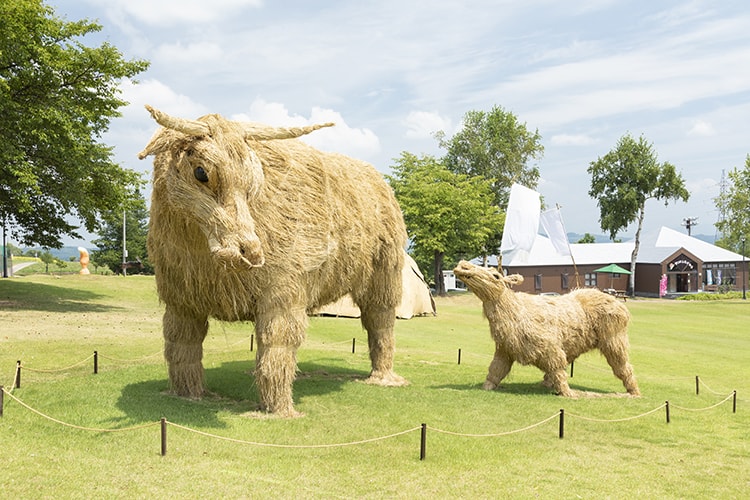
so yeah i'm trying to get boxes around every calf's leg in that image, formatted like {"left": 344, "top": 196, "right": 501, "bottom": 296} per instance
{"left": 599, "top": 336, "right": 640, "bottom": 396}
{"left": 484, "top": 345, "right": 513, "bottom": 390}
{"left": 539, "top": 350, "right": 574, "bottom": 397}
{"left": 163, "top": 305, "right": 208, "bottom": 398}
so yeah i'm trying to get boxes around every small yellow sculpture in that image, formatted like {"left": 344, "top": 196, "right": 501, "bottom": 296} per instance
{"left": 78, "top": 247, "right": 90, "bottom": 275}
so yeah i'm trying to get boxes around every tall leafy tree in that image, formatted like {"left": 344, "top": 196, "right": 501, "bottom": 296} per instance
{"left": 0, "top": 0, "right": 149, "bottom": 248}
{"left": 387, "top": 152, "right": 502, "bottom": 296}
{"left": 92, "top": 192, "right": 152, "bottom": 274}
{"left": 437, "top": 105, "right": 544, "bottom": 256}
{"left": 588, "top": 134, "right": 689, "bottom": 295}
{"left": 437, "top": 105, "right": 544, "bottom": 207}
{"left": 714, "top": 155, "right": 750, "bottom": 253}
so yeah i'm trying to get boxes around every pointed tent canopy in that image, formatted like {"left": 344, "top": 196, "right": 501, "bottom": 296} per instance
{"left": 593, "top": 263, "right": 632, "bottom": 274}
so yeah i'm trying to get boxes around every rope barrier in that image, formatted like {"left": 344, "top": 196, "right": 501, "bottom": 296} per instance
{"left": 0, "top": 387, "right": 159, "bottom": 433}
{"left": 670, "top": 392, "right": 736, "bottom": 412}
{"left": 566, "top": 403, "right": 667, "bottom": 423}
{"left": 4, "top": 364, "right": 19, "bottom": 393}
{"left": 166, "top": 421, "right": 422, "bottom": 449}
{"left": 97, "top": 350, "right": 163, "bottom": 363}
{"left": 429, "top": 411, "right": 560, "bottom": 437}
{"left": 697, "top": 377, "right": 728, "bottom": 396}
{"left": 1, "top": 346, "right": 740, "bottom": 459}
{"left": 20, "top": 354, "right": 95, "bottom": 373}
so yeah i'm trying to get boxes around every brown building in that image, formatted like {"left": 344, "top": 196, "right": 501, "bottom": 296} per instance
{"left": 462, "top": 227, "right": 747, "bottom": 298}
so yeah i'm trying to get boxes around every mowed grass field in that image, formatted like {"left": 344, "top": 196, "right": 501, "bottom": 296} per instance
{"left": 1, "top": 273, "right": 748, "bottom": 498}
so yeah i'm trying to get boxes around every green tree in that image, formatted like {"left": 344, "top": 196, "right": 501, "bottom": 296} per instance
{"left": 437, "top": 105, "right": 544, "bottom": 256}
{"left": 576, "top": 233, "right": 596, "bottom": 244}
{"left": 38, "top": 249, "right": 61, "bottom": 273}
{"left": 714, "top": 155, "right": 750, "bottom": 253}
{"left": 437, "top": 105, "right": 544, "bottom": 206}
{"left": 0, "top": 0, "right": 149, "bottom": 248}
{"left": 387, "top": 152, "right": 502, "bottom": 296}
{"left": 92, "top": 193, "right": 151, "bottom": 274}
{"left": 588, "top": 134, "right": 689, "bottom": 295}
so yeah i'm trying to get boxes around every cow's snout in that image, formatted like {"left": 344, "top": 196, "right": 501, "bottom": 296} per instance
{"left": 209, "top": 233, "right": 265, "bottom": 268}
{"left": 238, "top": 237, "right": 264, "bottom": 266}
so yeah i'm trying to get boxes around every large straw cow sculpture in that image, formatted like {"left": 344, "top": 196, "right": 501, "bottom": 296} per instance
{"left": 138, "top": 106, "right": 408, "bottom": 417}
{"left": 453, "top": 261, "right": 640, "bottom": 397}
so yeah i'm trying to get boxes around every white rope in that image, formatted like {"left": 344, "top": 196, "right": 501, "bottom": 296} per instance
{"left": 429, "top": 411, "right": 560, "bottom": 437}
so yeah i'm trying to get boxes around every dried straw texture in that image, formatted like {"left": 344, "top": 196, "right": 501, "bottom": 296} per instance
{"left": 139, "top": 107, "right": 407, "bottom": 416}
{"left": 454, "top": 261, "right": 640, "bottom": 397}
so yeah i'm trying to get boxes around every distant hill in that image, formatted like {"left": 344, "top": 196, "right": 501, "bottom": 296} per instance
{"left": 567, "top": 232, "right": 716, "bottom": 245}
{"left": 22, "top": 246, "right": 97, "bottom": 261}
{"left": 566, "top": 232, "right": 619, "bottom": 244}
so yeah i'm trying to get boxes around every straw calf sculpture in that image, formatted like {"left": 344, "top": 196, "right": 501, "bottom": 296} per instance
{"left": 138, "top": 106, "right": 408, "bottom": 417}
{"left": 453, "top": 261, "right": 639, "bottom": 397}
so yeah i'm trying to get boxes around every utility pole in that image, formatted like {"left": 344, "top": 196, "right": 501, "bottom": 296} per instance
{"left": 682, "top": 217, "right": 698, "bottom": 236}
{"left": 2, "top": 216, "right": 7, "bottom": 278}
{"left": 122, "top": 210, "right": 128, "bottom": 276}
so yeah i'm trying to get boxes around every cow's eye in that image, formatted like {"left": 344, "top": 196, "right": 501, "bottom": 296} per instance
{"left": 194, "top": 166, "right": 209, "bottom": 183}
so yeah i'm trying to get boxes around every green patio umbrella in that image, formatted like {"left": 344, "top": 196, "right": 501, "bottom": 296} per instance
{"left": 593, "top": 263, "right": 632, "bottom": 289}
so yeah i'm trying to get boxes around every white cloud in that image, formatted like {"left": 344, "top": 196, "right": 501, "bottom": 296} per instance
{"left": 550, "top": 134, "right": 597, "bottom": 146}
{"left": 119, "top": 79, "right": 208, "bottom": 119}
{"left": 404, "top": 111, "right": 452, "bottom": 139}
{"left": 95, "top": 0, "right": 262, "bottom": 26}
{"left": 153, "top": 41, "right": 223, "bottom": 65}
{"left": 687, "top": 120, "right": 716, "bottom": 137}
{"left": 232, "top": 99, "right": 381, "bottom": 160}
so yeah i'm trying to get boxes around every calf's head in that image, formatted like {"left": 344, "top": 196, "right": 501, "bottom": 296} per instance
{"left": 453, "top": 260, "right": 523, "bottom": 301}
{"left": 138, "top": 105, "right": 333, "bottom": 268}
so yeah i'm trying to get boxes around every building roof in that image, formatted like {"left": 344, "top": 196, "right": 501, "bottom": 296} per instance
{"left": 493, "top": 226, "right": 744, "bottom": 268}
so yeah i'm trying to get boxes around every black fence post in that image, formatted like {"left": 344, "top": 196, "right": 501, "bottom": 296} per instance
{"left": 94, "top": 351, "right": 98, "bottom": 375}
{"left": 352, "top": 338, "right": 356, "bottom": 354}
{"left": 161, "top": 418, "right": 167, "bottom": 456}
{"left": 665, "top": 401, "right": 670, "bottom": 423}
{"left": 733, "top": 391, "right": 737, "bottom": 413}
{"left": 420, "top": 423, "right": 427, "bottom": 461}
{"left": 570, "top": 361, "right": 574, "bottom": 378}
{"left": 695, "top": 375, "right": 699, "bottom": 395}
{"left": 15, "top": 360, "right": 20, "bottom": 389}
{"left": 0, "top": 386, "right": 4, "bottom": 417}
{"left": 250, "top": 334, "right": 254, "bottom": 352}
{"left": 559, "top": 409, "right": 565, "bottom": 439}
{"left": 457, "top": 349, "right": 461, "bottom": 365}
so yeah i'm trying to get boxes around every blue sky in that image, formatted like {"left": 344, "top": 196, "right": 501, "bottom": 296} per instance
{"left": 48, "top": 0, "right": 750, "bottom": 245}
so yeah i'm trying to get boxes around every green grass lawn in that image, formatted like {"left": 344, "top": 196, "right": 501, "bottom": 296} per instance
{"left": 1, "top": 274, "right": 748, "bottom": 498}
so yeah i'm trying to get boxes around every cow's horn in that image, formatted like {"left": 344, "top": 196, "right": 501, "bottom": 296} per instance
{"left": 242, "top": 122, "right": 334, "bottom": 141}
{"left": 144, "top": 105, "right": 210, "bottom": 136}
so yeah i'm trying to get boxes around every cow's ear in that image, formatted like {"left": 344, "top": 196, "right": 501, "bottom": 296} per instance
{"left": 138, "top": 129, "right": 172, "bottom": 159}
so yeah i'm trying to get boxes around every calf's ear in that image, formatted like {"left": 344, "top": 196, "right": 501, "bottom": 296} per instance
{"left": 505, "top": 274, "right": 524, "bottom": 286}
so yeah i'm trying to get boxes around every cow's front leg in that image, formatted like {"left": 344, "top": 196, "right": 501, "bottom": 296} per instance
{"left": 254, "top": 308, "right": 306, "bottom": 417}
{"left": 163, "top": 305, "right": 208, "bottom": 398}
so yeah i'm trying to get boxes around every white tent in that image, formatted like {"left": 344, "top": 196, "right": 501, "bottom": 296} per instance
{"left": 314, "top": 253, "right": 436, "bottom": 319}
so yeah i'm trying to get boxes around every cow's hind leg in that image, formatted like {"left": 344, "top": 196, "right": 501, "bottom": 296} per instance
{"left": 360, "top": 305, "right": 407, "bottom": 386}
{"left": 254, "top": 308, "right": 307, "bottom": 417}
{"left": 356, "top": 248, "right": 407, "bottom": 387}
{"left": 163, "top": 305, "right": 208, "bottom": 398}
{"left": 600, "top": 336, "right": 640, "bottom": 396}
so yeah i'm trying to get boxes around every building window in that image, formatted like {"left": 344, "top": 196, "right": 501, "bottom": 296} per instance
{"left": 561, "top": 273, "right": 569, "bottom": 290}
{"left": 584, "top": 273, "right": 597, "bottom": 287}
{"left": 534, "top": 274, "right": 542, "bottom": 291}
{"left": 703, "top": 263, "right": 736, "bottom": 287}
